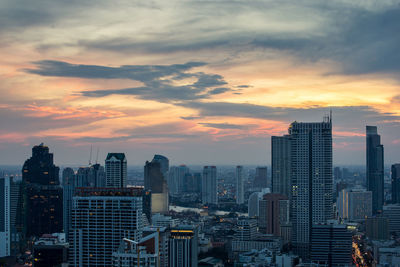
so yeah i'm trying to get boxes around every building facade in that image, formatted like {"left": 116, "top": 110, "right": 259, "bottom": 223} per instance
{"left": 271, "top": 135, "right": 291, "bottom": 197}
{"left": 22, "top": 144, "right": 63, "bottom": 238}
{"left": 69, "top": 187, "right": 143, "bottom": 267}
{"left": 392, "top": 164, "right": 400, "bottom": 204}
{"left": 169, "top": 225, "right": 198, "bottom": 267}
{"left": 289, "top": 117, "right": 333, "bottom": 258}
{"left": 366, "top": 126, "right": 384, "bottom": 214}
{"left": 258, "top": 193, "right": 289, "bottom": 237}
{"left": 236, "top": 166, "right": 244, "bottom": 204}
{"left": 253, "top": 167, "right": 268, "bottom": 189}
{"left": 144, "top": 155, "right": 169, "bottom": 213}
{"left": 105, "top": 153, "right": 127, "bottom": 188}
{"left": 202, "top": 166, "right": 217, "bottom": 205}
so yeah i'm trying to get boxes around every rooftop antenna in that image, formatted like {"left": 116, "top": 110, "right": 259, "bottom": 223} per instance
{"left": 89, "top": 145, "right": 93, "bottom": 166}
{"left": 95, "top": 147, "right": 99, "bottom": 164}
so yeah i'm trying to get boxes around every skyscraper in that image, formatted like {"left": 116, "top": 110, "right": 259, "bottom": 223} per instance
{"left": 271, "top": 135, "right": 291, "bottom": 197}
{"left": 392, "top": 163, "right": 400, "bottom": 204}
{"left": 22, "top": 144, "right": 63, "bottom": 238}
{"left": 144, "top": 155, "right": 169, "bottom": 213}
{"left": 289, "top": 116, "right": 333, "bottom": 258}
{"left": 169, "top": 225, "right": 198, "bottom": 267}
{"left": 69, "top": 187, "right": 143, "bottom": 266}
{"left": 366, "top": 126, "right": 384, "bottom": 214}
{"left": 105, "top": 153, "right": 127, "bottom": 188}
{"left": 62, "top": 167, "right": 75, "bottom": 242}
{"left": 253, "top": 167, "right": 268, "bottom": 189}
{"left": 236, "top": 166, "right": 244, "bottom": 204}
{"left": 202, "top": 166, "right": 217, "bottom": 205}
{"left": 258, "top": 193, "right": 289, "bottom": 237}
{"left": 0, "top": 177, "right": 10, "bottom": 257}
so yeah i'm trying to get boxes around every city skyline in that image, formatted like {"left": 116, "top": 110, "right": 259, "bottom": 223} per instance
{"left": 1, "top": 1, "right": 400, "bottom": 166}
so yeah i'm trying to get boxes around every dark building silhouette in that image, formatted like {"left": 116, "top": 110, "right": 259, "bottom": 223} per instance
{"left": 366, "top": 126, "right": 384, "bottom": 214}
{"left": 144, "top": 155, "right": 169, "bottom": 213}
{"left": 105, "top": 153, "right": 127, "bottom": 188}
{"left": 22, "top": 144, "right": 63, "bottom": 238}
{"left": 310, "top": 224, "right": 352, "bottom": 266}
{"left": 392, "top": 163, "right": 400, "bottom": 204}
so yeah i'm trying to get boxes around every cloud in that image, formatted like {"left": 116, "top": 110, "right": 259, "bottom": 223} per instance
{"left": 26, "top": 60, "right": 236, "bottom": 102}
{"left": 198, "top": 122, "right": 247, "bottom": 130}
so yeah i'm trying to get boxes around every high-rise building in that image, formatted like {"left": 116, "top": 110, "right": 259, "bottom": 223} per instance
{"left": 258, "top": 193, "right": 289, "bottom": 237}
{"left": 143, "top": 226, "right": 169, "bottom": 267}
{"left": 310, "top": 224, "right": 352, "bottom": 266}
{"left": 169, "top": 225, "right": 198, "bottom": 267}
{"left": 168, "top": 165, "right": 190, "bottom": 195}
{"left": 202, "top": 166, "right": 217, "bottom": 205}
{"left": 248, "top": 188, "right": 271, "bottom": 218}
{"left": 253, "top": 167, "right": 268, "bottom": 189}
{"left": 69, "top": 187, "right": 143, "bottom": 267}
{"left": 337, "top": 188, "right": 372, "bottom": 221}
{"left": 62, "top": 167, "right": 75, "bottom": 241}
{"left": 144, "top": 155, "right": 169, "bottom": 213}
{"left": 365, "top": 216, "right": 389, "bottom": 240}
{"left": 289, "top": 116, "right": 333, "bottom": 258}
{"left": 366, "top": 126, "right": 384, "bottom": 214}
{"left": 234, "top": 219, "right": 258, "bottom": 241}
{"left": 271, "top": 135, "right": 291, "bottom": 197}
{"left": 392, "top": 164, "right": 400, "bottom": 204}
{"left": 76, "top": 164, "right": 106, "bottom": 188}
{"left": 0, "top": 177, "right": 10, "bottom": 257}
{"left": 382, "top": 204, "right": 400, "bottom": 234}
{"left": 10, "top": 178, "right": 22, "bottom": 256}
{"left": 236, "top": 166, "right": 244, "bottom": 204}
{"left": 22, "top": 144, "right": 63, "bottom": 238}
{"left": 333, "top": 167, "right": 342, "bottom": 180}
{"left": 105, "top": 153, "right": 127, "bottom": 188}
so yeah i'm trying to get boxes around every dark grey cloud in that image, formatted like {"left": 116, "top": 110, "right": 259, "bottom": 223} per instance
{"left": 179, "top": 101, "right": 400, "bottom": 127}
{"left": 26, "top": 60, "right": 236, "bottom": 102}
{"left": 198, "top": 122, "right": 247, "bottom": 130}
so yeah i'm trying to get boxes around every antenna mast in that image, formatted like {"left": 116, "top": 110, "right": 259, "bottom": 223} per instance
{"left": 89, "top": 145, "right": 93, "bottom": 166}
{"left": 96, "top": 147, "right": 99, "bottom": 164}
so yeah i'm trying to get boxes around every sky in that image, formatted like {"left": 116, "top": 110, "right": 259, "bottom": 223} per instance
{"left": 1, "top": 0, "right": 400, "bottom": 166}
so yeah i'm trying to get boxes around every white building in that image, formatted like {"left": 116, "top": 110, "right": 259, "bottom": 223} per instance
{"left": 248, "top": 188, "right": 270, "bottom": 218}
{"left": 69, "top": 187, "right": 143, "bottom": 266}
{"left": 202, "top": 166, "right": 217, "bottom": 205}
{"left": 151, "top": 213, "right": 178, "bottom": 228}
{"left": 105, "top": 153, "right": 127, "bottom": 187}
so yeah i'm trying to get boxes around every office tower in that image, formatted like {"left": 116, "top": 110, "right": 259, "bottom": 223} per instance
{"left": 253, "top": 167, "right": 268, "bottom": 189}
{"left": 337, "top": 188, "right": 372, "bottom": 221}
{"left": 271, "top": 135, "right": 291, "bottom": 197}
{"left": 248, "top": 188, "right": 271, "bottom": 217}
{"left": 62, "top": 167, "right": 75, "bottom": 241}
{"left": 333, "top": 167, "right": 342, "bottom": 180}
{"left": 0, "top": 177, "right": 10, "bottom": 257}
{"left": 236, "top": 166, "right": 244, "bottom": 204}
{"left": 105, "top": 153, "right": 127, "bottom": 188}
{"left": 69, "top": 187, "right": 143, "bottom": 267}
{"left": 383, "top": 204, "right": 400, "bottom": 234}
{"left": 335, "top": 181, "right": 348, "bottom": 199}
{"left": 169, "top": 225, "right": 198, "bottom": 267}
{"left": 365, "top": 216, "right": 389, "bottom": 240}
{"left": 142, "top": 190, "right": 152, "bottom": 224}
{"left": 33, "top": 233, "right": 68, "bottom": 267}
{"left": 392, "top": 163, "right": 400, "bottom": 204}
{"left": 143, "top": 226, "right": 169, "bottom": 267}
{"left": 22, "top": 144, "right": 63, "bottom": 238}
{"left": 310, "top": 224, "right": 352, "bottom": 266}
{"left": 10, "top": 178, "right": 22, "bottom": 255}
{"left": 289, "top": 116, "right": 333, "bottom": 258}
{"left": 168, "top": 165, "right": 190, "bottom": 195}
{"left": 258, "top": 193, "right": 289, "bottom": 236}
{"left": 366, "top": 126, "right": 384, "bottom": 214}
{"left": 193, "top": 172, "right": 202, "bottom": 193}
{"left": 234, "top": 219, "right": 258, "bottom": 241}
{"left": 202, "top": 166, "right": 217, "bottom": 205}
{"left": 144, "top": 155, "right": 169, "bottom": 213}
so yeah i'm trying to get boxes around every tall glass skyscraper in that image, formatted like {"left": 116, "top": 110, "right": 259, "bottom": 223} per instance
{"left": 271, "top": 135, "right": 291, "bottom": 197}
{"left": 105, "top": 153, "right": 127, "bottom": 188}
{"left": 22, "top": 144, "right": 63, "bottom": 238}
{"left": 289, "top": 116, "right": 333, "bottom": 258}
{"left": 392, "top": 163, "right": 400, "bottom": 204}
{"left": 202, "top": 166, "right": 217, "bottom": 205}
{"left": 366, "top": 126, "right": 384, "bottom": 214}
{"left": 144, "top": 155, "right": 169, "bottom": 213}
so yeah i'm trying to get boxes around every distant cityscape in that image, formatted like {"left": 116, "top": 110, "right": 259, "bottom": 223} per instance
{"left": 0, "top": 115, "right": 399, "bottom": 267}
